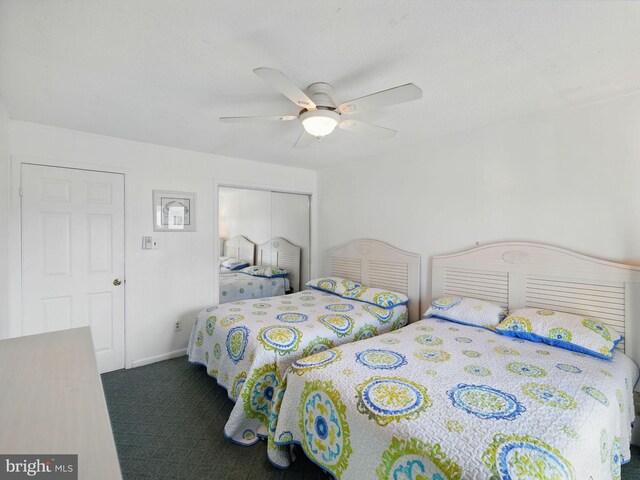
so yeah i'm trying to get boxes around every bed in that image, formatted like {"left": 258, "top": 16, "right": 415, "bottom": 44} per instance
{"left": 219, "top": 272, "right": 290, "bottom": 303}
{"left": 188, "top": 239, "right": 421, "bottom": 450}
{"left": 219, "top": 236, "right": 300, "bottom": 303}
{"left": 221, "top": 235, "right": 255, "bottom": 266}
{"left": 271, "top": 242, "right": 640, "bottom": 479}
{"left": 257, "top": 237, "right": 302, "bottom": 293}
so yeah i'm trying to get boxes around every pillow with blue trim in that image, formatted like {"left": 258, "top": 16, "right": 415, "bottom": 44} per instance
{"left": 496, "top": 307, "right": 623, "bottom": 360}
{"left": 423, "top": 296, "right": 507, "bottom": 330}
{"left": 340, "top": 286, "right": 409, "bottom": 309}
{"left": 306, "top": 277, "right": 362, "bottom": 295}
{"left": 240, "top": 266, "right": 289, "bottom": 278}
{"left": 221, "top": 258, "right": 250, "bottom": 271}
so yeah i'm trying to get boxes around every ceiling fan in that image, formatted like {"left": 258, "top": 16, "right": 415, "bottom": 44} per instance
{"left": 220, "top": 67, "right": 423, "bottom": 148}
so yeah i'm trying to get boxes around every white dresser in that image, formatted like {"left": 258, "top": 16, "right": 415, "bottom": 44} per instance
{"left": 0, "top": 327, "right": 122, "bottom": 479}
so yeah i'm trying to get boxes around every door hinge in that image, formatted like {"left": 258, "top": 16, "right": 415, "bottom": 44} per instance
{"left": 18, "top": 187, "right": 23, "bottom": 197}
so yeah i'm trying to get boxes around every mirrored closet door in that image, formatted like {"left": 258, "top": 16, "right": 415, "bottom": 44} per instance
{"left": 217, "top": 186, "right": 310, "bottom": 304}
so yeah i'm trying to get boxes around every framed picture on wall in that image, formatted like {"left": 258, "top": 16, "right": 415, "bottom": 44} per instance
{"left": 153, "top": 190, "right": 197, "bottom": 232}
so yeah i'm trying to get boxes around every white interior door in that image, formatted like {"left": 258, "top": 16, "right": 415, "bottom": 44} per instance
{"left": 21, "top": 164, "right": 125, "bottom": 373}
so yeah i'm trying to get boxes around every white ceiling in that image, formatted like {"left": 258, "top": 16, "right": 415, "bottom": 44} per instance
{"left": 1, "top": 1, "right": 639, "bottom": 169}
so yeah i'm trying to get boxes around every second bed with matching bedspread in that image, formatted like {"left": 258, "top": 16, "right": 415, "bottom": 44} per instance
{"left": 187, "top": 287, "right": 408, "bottom": 451}
{"left": 219, "top": 271, "right": 290, "bottom": 303}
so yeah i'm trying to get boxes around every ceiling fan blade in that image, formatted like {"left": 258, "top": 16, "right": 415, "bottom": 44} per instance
{"left": 294, "top": 130, "right": 315, "bottom": 149}
{"left": 220, "top": 115, "right": 297, "bottom": 123}
{"left": 339, "top": 83, "right": 422, "bottom": 114}
{"left": 339, "top": 119, "right": 397, "bottom": 139}
{"left": 254, "top": 67, "right": 316, "bottom": 110}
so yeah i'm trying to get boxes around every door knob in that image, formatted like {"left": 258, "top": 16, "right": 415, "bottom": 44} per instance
{"left": 113, "top": 279, "right": 122, "bottom": 286}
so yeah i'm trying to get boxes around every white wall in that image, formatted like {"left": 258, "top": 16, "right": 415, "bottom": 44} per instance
{"left": 5, "top": 121, "right": 317, "bottom": 367}
{"left": 0, "top": 98, "right": 10, "bottom": 339}
{"left": 317, "top": 93, "right": 640, "bottom": 315}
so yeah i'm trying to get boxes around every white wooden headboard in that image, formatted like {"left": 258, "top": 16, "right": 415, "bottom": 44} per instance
{"left": 432, "top": 242, "right": 640, "bottom": 363}
{"left": 327, "top": 239, "right": 421, "bottom": 322}
{"left": 223, "top": 235, "right": 255, "bottom": 265}
{"left": 257, "top": 237, "right": 302, "bottom": 293}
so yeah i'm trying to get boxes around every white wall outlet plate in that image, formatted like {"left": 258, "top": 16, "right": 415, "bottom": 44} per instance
{"left": 174, "top": 320, "right": 181, "bottom": 332}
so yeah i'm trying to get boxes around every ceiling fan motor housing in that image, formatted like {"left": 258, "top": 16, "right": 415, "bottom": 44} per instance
{"left": 306, "top": 82, "right": 336, "bottom": 109}
{"left": 299, "top": 82, "right": 341, "bottom": 137}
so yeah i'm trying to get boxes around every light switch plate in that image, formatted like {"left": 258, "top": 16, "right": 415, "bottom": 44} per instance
{"left": 143, "top": 236, "right": 159, "bottom": 249}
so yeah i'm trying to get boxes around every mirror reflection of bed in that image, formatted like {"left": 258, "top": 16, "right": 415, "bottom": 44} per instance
{"left": 218, "top": 235, "right": 301, "bottom": 303}
{"left": 217, "top": 186, "right": 310, "bottom": 304}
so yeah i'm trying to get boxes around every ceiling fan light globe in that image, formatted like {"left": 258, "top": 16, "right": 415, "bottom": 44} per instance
{"left": 302, "top": 117, "right": 337, "bottom": 137}
{"left": 300, "top": 110, "right": 340, "bottom": 138}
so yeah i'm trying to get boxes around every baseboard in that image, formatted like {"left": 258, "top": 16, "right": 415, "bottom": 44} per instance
{"left": 130, "top": 348, "right": 187, "bottom": 369}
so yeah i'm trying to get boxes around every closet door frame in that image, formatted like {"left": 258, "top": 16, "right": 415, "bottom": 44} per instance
{"left": 213, "top": 179, "right": 317, "bottom": 305}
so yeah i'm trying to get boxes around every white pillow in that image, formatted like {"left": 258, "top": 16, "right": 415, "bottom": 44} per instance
{"left": 423, "top": 296, "right": 507, "bottom": 330}
{"left": 221, "top": 258, "right": 250, "bottom": 271}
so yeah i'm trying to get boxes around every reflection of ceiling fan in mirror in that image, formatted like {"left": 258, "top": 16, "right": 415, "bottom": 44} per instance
{"left": 220, "top": 67, "right": 423, "bottom": 148}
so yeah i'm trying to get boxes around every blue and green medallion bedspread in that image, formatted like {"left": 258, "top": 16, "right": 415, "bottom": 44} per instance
{"left": 187, "top": 290, "right": 408, "bottom": 447}
{"left": 272, "top": 317, "right": 639, "bottom": 479}
{"left": 219, "top": 271, "right": 289, "bottom": 303}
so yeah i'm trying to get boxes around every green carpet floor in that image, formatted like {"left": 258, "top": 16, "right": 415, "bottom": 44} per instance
{"left": 101, "top": 356, "right": 324, "bottom": 479}
{"left": 102, "top": 355, "right": 640, "bottom": 480}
